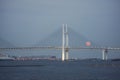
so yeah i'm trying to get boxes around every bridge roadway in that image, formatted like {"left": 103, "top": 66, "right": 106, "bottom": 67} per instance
{"left": 0, "top": 46, "right": 120, "bottom": 51}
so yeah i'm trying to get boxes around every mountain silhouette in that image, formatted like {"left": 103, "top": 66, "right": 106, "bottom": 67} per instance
{"left": 0, "top": 37, "right": 14, "bottom": 48}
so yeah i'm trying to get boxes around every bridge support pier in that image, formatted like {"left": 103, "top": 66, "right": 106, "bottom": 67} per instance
{"left": 65, "top": 48, "right": 69, "bottom": 60}
{"left": 102, "top": 49, "right": 108, "bottom": 60}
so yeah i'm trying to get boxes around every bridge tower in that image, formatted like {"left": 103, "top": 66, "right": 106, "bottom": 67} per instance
{"left": 62, "top": 24, "right": 65, "bottom": 61}
{"left": 65, "top": 24, "right": 69, "bottom": 60}
{"left": 62, "top": 24, "right": 69, "bottom": 61}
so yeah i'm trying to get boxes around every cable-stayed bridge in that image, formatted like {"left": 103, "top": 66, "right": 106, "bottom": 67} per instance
{"left": 0, "top": 24, "right": 120, "bottom": 61}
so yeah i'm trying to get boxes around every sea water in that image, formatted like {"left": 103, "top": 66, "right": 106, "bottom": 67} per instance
{"left": 0, "top": 60, "right": 120, "bottom": 80}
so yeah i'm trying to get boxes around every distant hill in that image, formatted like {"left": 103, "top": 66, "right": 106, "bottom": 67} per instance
{"left": 0, "top": 38, "right": 14, "bottom": 48}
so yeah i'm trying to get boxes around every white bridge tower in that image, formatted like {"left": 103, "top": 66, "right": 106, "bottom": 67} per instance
{"left": 62, "top": 24, "right": 69, "bottom": 61}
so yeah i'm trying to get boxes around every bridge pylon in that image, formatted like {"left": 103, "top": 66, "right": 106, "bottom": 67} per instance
{"left": 62, "top": 24, "right": 69, "bottom": 61}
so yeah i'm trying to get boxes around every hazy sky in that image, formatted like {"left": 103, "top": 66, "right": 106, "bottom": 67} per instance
{"left": 0, "top": 0, "right": 120, "bottom": 46}
{"left": 0, "top": 0, "right": 120, "bottom": 58}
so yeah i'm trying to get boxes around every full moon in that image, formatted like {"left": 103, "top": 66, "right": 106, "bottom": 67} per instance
{"left": 86, "top": 41, "right": 91, "bottom": 46}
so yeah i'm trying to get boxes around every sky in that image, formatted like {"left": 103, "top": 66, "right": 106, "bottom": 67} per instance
{"left": 0, "top": 0, "right": 120, "bottom": 58}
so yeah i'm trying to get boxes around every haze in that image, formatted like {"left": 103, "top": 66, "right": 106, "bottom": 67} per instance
{"left": 0, "top": 0, "right": 120, "bottom": 58}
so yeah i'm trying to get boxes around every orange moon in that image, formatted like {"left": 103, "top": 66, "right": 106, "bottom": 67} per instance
{"left": 86, "top": 41, "right": 91, "bottom": 46}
